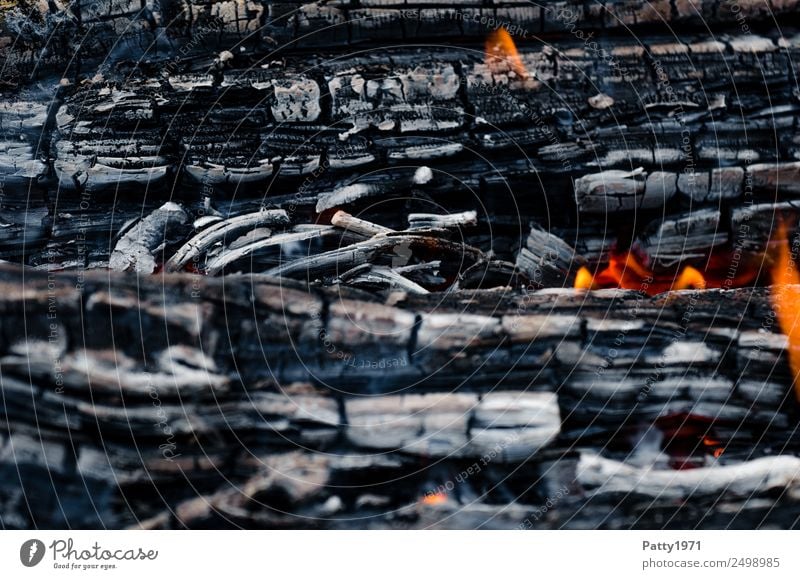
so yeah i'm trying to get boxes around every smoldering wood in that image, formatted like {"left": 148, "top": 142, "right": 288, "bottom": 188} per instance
{"left": 638, "top": 208, "right": 727, "bottom": 266}
{"left": 515, "top": 224, "right": 586, "bottom": 287}
{"left": 2, "top": 31, "right": 799, "bottom": 274}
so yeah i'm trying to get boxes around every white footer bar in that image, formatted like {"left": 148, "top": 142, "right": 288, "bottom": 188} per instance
{"left": 0, "top": 531, "right": 796, "bottom": 578}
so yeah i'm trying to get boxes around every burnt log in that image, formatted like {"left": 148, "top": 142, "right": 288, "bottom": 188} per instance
{"left": 0, "top": 264, "right": 798, "bottom": 528}
{"left": 0, "top": 29, "right": 796, "bottom": 273}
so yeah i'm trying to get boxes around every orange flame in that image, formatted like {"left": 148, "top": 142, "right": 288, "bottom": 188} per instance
{"left": 770, "top": 222, "right": 800, "bottom": 401}
{"left": 574, "top": 251, "right": 706, "bottom": 296}
{"left": 421, "top": 492, "right": 447, "bottom": 506}
{"left": 485, "top": 28, "right": 528, "bottom": 79}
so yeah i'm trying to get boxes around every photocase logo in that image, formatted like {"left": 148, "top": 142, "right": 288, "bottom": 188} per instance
{"left": 391, "top": 240, "right": 413, "bottom": 267}
{"left": 20, "top": 539, "right": 45, "bottom": 567}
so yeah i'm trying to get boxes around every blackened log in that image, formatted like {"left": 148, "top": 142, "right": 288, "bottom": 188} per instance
{"left": 0, "top": 265, "right": 798, "bottom": 528}
{"left": 3, "top": 0, "right": 797, "bottom": 85}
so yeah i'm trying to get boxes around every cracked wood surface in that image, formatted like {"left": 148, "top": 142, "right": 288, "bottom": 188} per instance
{"left": 1, "top": 31, "right": 799, "bottom": 272}
{"left": 0, "top": 264, "right": 798, "bottom": 528}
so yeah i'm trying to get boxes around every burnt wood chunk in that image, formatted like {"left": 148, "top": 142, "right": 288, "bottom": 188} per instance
{"left": 574, "top": 169, "right": 677, "bottom": 213}
{"left": 515, "top": 224, "right": 585, "bottom": 288}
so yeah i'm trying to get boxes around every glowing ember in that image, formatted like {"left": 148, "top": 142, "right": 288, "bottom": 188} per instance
{"left": 574, "top": 251, "right": 706, "bottom": 296}
{"left": 485, "top": 28, "right": 528, "bottom": 79}
{"left": 701, "top": 436, "right": 724, "bottom": 458}
{"left": 421, "top": 492, "right": 447, "bottom": 506}
{"left": 770, "top": 222, "right": 800, "bottom": 401}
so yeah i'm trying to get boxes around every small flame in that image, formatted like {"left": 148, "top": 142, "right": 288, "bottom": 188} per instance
{"left": 574, "top": 251, "right": 706, "bottom": 296}
{"left": 574, "top": 266, "right": 595, "bottom": 291}
{"left": 770, "top": 221, "right": 800, "bottom": 401}
{"left": 674, "top": 266, "right": 707, "bottom": 291}
{"left": 485, "top": 28, "right": 528, "bottom": 79}
{"left": 701, "top": 436, "right": 724, "bottom": 458}
{"left": 421, "top": 492, "right": 447, "bottom": 506}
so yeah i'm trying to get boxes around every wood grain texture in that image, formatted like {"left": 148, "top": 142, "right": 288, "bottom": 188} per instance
{"left": 0, "top": 264, "right": 797, "bottom": 528}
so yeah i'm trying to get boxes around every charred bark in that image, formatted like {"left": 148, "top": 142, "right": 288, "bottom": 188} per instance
{"left": 0, "top": 265, "right": 798, "bottom": 528}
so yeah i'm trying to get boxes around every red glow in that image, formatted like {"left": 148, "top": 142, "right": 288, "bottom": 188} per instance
{"left": 574, "top": 251, "right": 705, "bottom": 296}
